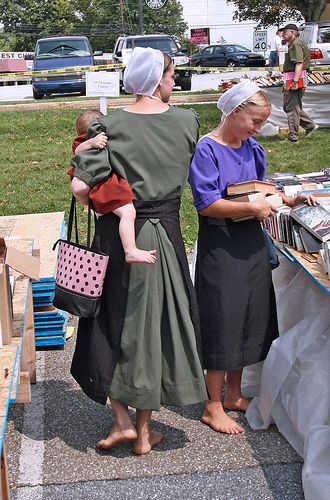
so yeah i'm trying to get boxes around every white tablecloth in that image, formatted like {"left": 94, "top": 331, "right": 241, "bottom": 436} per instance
{"left": 244, "top": 254, "right": 330, "bottom": 500}
{"left": 262, "top": 85, "right": 330, "bottom": 128}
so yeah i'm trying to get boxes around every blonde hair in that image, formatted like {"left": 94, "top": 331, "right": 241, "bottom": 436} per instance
{"left": 75, "top": 109, "right": 104, "bottom": 135}
{"left": 238, "top": 90, "right": 271, "bottom": 112}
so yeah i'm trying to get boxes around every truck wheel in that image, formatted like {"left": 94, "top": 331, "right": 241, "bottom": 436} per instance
{"left": 33, "top": 89, "right": 43, "bottom": 100}
{"left": 181, "top": 77, "right": 192, "bottom": 91}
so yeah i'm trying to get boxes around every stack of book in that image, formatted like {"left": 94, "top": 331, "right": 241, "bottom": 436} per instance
{"left": 264, "top": 202, "right": 330, "bottom": 254}
{"left": 265, "top": 171, "right": 330, "bottom": 197}
{"left": 262, "top": 170, "right": 330, "bottom": 254}
{"left": 227, "top": 180, "right": 283, "bottom": 222}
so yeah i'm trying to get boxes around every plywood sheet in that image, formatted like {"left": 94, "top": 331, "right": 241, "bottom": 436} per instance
{"left": 0, "top": 212, "right": 65, "bottom": 277}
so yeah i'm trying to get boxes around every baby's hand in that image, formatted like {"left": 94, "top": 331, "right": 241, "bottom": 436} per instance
{"left": 90, "top": 132, "right": 108, "bottom": 150}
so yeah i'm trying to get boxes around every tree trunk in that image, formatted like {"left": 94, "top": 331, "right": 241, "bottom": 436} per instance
{"left": 295, "top": 0, "right": 328, "bottom": 22}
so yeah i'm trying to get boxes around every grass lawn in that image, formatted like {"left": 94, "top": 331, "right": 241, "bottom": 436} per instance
{"left": 1, "top": 104, "right": 329, "bottom": 248}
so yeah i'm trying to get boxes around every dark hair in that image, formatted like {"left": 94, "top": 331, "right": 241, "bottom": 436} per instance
{"left": 163, "top": 53, "right": 172, "bottom": 74}
{"left": 75, "top": 109, "right": 104, "bottom": 135}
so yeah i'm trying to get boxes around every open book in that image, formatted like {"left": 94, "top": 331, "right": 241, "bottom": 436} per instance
{"left": 290, "top": 204, "right": 330, "bottom": 242}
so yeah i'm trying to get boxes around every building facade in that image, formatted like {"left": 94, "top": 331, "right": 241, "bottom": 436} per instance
{"left": 179, "top": 0, "right": 279, "bottom": 53}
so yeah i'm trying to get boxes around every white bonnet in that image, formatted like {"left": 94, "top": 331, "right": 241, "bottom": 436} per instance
{"left": 123, "top": 47, "right": 164, "bottom": 96}
{"left": 217, "top": 80, "right": 261, "bottom": 117}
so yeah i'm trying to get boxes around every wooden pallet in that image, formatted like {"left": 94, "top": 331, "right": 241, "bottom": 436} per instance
{"left": 0, "top": 239, "right": 36, "bottom": 500}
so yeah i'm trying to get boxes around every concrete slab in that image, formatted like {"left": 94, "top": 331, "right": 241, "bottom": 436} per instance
{"left": 5, "top": 332, "right": 303, "bottom": 498}
{"left": 11, "top": 464, "right": 304, "bottom": 500}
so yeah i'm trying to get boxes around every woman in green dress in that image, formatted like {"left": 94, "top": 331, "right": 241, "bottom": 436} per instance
{"left": 70, "top": 47, "right": 207, "bottom": 455}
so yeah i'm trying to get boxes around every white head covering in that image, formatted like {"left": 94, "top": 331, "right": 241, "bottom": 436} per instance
{"left": 217, "top": 80, "right": 261, "bottom": 117}
{"left": 123, "top": 47, "right": 164, "bottom": 96}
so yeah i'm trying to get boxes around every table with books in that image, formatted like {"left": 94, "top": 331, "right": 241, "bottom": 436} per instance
{"left": 240, "top": 171, "right": 330, "bottom": 499}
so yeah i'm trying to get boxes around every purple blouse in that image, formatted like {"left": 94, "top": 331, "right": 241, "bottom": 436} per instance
{"left": 189, "top": 136, "right": 266, "bottom": 212}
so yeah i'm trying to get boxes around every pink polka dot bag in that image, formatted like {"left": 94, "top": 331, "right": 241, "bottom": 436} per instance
{"left": 52, "top": 196, "right": 109, "bottom": 318}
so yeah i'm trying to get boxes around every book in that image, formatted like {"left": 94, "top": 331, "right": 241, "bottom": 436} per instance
{"left": 266, "top": 172, "right": 296, "bottom": 182}
{"left": 298, "top": 226, "right": 322, "bottom": 253}
{"left": 227, "top": 180, "right": 276, "bottom": 196}
{"left": 317, "top": 249, "right": 328, "bottom": 273}
{"left": 292, "top": 224, "right": 304, "bottom": 252}
{"left": 297, "top": 188, "right": 330, "bottom": 196}
{"left": 290, "top": 204, "right": 330, "bottom": 242}
{"left": 229, "top": 192, "right": 283, "bottom": 222}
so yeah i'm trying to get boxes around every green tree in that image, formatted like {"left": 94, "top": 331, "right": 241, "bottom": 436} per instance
{"left": 0, "top": 0, "right": 187, "bottom": 52}
{"left": 228, "top": 0, "right": 329, "bottom": 26}
{"left": 0, "top": 0, "right": 81, "bottom": 51}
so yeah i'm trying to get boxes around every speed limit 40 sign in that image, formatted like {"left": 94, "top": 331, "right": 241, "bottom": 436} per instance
{"left": 253, "top": 30, "right": 267, "bottom": 52}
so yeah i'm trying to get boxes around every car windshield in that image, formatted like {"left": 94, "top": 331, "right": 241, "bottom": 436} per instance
{"left": 317, "top": 26, "right": 330, "bottom": 43}
{"left": 225, "top": 45, "right": 250, "bottom": 53}
{"left": 129, "top": 37, "right": 179, "bottom": 53}
{"left": 36, "top": 40, "right": 91, "bottom": 59}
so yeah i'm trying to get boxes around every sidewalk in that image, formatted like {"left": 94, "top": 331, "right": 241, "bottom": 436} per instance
{"left": 5, "top": 333, "right": 304, "bottom": 500}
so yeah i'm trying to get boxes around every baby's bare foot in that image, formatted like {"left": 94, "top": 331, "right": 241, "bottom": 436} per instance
{"left": 97, "top": 424, "right": 137, "bottom": 450}
{"left": 133, "top": 430, "right": 164, "bottom": 455}
{"left": 125, "top": 248, "right": 157, "bottom": 264}
{"left": 202, "top": 405, "right": 244, "bottom": 434}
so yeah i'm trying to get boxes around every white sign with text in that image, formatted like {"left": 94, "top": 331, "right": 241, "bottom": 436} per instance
{"left": 86, "top": 71, "right": 120, "bottom": 97}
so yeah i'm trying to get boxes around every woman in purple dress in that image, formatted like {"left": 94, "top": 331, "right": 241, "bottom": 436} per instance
{"left": 189, "top": 80, "right": 316, "bottom": 434}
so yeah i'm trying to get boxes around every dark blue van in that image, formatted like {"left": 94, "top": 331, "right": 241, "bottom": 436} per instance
{"left": 32, "top": 36, "right": 102, "bottom": 99}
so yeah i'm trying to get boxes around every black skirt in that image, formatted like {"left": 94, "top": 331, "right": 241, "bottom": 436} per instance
{"left": 195, "top": 215, "right": 279, "bottom": 371}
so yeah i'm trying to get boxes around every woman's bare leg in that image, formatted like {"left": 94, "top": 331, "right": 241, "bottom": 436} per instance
{"left": 132, "top": 409, "right": 164, "bottom": 455}
{"left": 97, "top": 399, "right": 137, "bottom": 449}
{"left": 223, "top": 368, "right": 250, "bottom": 412}
{"left": 202, "top": 370, "right": 244, "bottom": 434}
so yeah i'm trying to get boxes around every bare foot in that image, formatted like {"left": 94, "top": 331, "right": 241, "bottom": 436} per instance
{"left": 97, "top": 423, "right": 138, "bottom": 450}
{"left": 223, "top": 393, "right": 250, "bottom": 412}
{"left": 133, "top": 430, "right": 164, "bottom": 455}
{"left": 201, "top": 404, "right": 244, "bottom": 434}
{"left": 125, "top": 248, "right": 157, "bottom": 264}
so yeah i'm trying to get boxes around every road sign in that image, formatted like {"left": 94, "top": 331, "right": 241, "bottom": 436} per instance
{"left": 253, "top": 31, "right": 267, "bottom": 52}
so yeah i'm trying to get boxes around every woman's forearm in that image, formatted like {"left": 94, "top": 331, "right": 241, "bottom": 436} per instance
{"left": 200, "top": 198, "right": 255, "bottom": 218}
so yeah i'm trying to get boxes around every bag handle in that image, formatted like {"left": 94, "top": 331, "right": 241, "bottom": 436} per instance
{"left": 67, "top": 196, "right": 93, "bottom": 248}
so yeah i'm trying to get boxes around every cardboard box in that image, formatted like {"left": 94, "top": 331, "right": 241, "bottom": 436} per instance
{"left": 0, "top": 238, "right": 39, "bottom": 346}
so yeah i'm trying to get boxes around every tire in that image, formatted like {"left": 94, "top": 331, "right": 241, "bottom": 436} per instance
{"left": 227, "top": 60, "right": 236, "bottom": 68}
{"left": 33, "top": 89, "right": 43, "bottom": 100}
{"left": 181, "top": 77, "right": 192, "bottom": 91}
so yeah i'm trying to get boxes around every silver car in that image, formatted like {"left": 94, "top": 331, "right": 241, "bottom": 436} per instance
{"left": 299, "top": 22, "right": 330, "bottom": 66}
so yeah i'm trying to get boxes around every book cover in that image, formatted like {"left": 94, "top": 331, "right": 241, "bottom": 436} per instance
{"left": 292, "top": 224, "right": 304, "bottom": 252}
{"left": 290, "top": 204, "right": 330, "bottom": 242}
{"left": 227, "top": 180, "right": 276, "bottom": 196}
{"left": 298, "top": 226, "right": 322, "bottom": 253}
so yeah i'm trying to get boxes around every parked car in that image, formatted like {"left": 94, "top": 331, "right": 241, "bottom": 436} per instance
{"left": 190, "top": 44, "right": 266, "bottom": 70}
{"left": 112, "top": 34, "right": 191, "bottom": 91}
{"left": 32, "top": 36, "right": 103, "bottom": 99}
{"left": 299, "top": 22, "right": 330, "bottom": 66}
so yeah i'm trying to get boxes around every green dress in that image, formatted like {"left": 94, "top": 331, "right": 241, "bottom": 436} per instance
{"left": 71, "top": 106, "right": 207, "bottom": 410}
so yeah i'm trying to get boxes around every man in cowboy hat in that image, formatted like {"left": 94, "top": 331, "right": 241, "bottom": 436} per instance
{"left": 282, "top": 23, "right": 318, "bottom": 142}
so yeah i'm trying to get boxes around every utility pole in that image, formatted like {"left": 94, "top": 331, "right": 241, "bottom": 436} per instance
{"left": 138, "top": 0, "right": 144, "bottom": 34}
{"left": 119, "top": 0, "right": 124, "bottom": 33}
